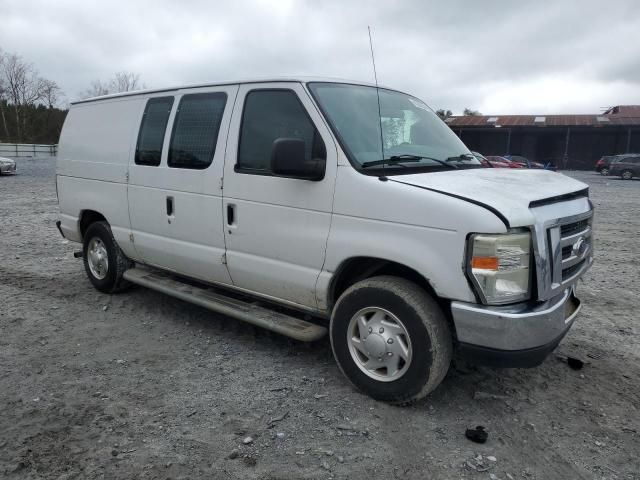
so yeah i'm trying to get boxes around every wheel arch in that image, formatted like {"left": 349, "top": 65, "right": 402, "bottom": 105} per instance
{"left": 326, "top": 256, "right": 458, "bottom": 341}
{"left": 328, "top": 257, "right": 439, "bottom": 307}
{"left": 79, "top": 210, "right": 108, "bottom": 239}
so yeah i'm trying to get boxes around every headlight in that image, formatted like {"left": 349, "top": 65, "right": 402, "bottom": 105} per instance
{"left": 468, "top": 232, "right": 531, "bottom": 305}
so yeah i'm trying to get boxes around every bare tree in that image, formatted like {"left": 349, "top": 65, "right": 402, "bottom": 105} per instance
{"left": 1, "top": 53, "right": 48, "bottom": 140}
{"left": 40, "top": 79, "right": 61, "bottom": 109}
{"left": 83, "top": 79, "right": 111, "bottom": 98}
{"left": 110, "top": 71, "right": 144, "bottom": 92}
{"left": 83, "top": 71, "right": 146, "bottom": 99}
{"left": 40, "top": 78, "right": 62, "bottom": 134}
{"left": 0, "top": 50, "right": 11, "bottom": 140}
{"left": 0, "top": 50, "right": 64, "bottom": 142}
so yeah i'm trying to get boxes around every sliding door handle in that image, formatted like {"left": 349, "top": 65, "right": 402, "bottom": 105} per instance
{"left": 166, "top": 196, "right": 174, "bottom": 216}
{"left": 227, "top": 204, "right": 236, "bottom": 226}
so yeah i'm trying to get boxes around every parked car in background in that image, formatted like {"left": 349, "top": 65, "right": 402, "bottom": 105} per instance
{"left": 472, "top": 151, "right": 506, "bottom": 168}
{"left": 503, "top": 155, "right": 542, "bottom": 168}
{"left": 0, "top": 156, "right": 17, "bottom": 175}
{"left": 609, "top": 154, "right": 640, "bottom": 180}
{"left": 503, "top": 154, "right": 557, "bottom": 171}
{"left": 0, "top": 157, "right": 16, "bottom": 175}
{"left": 601, "top": 154, "right": 640, "bottom": 176}
{"left": 595, "top": 156, "right": 615, "bottom": 175}
{"left": 485, "top": 155, "right": 524, "bottom": 168}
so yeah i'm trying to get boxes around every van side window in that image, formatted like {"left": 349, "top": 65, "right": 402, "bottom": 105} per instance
{"left": 237, "top": 90, "right": 326, "bottom": 173}
{"left": 168, "top": 92, "right": 227, "bottom": 169}
{"left": 135, "top": 97, "right": 174, "bottom": 166}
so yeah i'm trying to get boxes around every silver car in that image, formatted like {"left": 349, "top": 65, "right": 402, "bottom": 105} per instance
{"left": 0, "top": 156, "right": 16, "bottom": 175}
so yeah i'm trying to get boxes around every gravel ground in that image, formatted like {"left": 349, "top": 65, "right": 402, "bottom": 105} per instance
{"left": 1, "top": 157, "right": 639, "bottom": 480}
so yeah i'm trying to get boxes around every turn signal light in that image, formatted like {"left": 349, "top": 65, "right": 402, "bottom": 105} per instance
{"left": 471, "top": 256, "right": 499, "bottom": 270}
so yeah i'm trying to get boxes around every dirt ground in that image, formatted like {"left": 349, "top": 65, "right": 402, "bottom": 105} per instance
{"left": 1, "top": 158, "right": 638, "bottom": 480}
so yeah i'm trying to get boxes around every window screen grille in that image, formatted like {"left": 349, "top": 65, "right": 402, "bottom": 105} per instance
{"left": 135, "top": 96, "right": 174, "bottom": 166}
{"left": 168, "top": 92, "right": 227, "bottom": 169}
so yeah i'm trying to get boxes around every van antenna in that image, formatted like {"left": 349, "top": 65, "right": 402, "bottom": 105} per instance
{"left": 368, "top": 26, "right": 385, "bottom": 163}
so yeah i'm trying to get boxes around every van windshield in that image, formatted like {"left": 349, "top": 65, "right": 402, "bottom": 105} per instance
{"left": 308, "top": 82, "right": 480, "bottom": 172}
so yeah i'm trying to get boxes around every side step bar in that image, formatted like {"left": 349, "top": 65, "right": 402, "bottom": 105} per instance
{"left": 123, "top": 268, "right": 327, "bottom": 342}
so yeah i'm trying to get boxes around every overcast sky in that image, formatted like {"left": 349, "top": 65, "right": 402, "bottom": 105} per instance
{"left": 1, "top": 0, "right": 639, "bottom": 114}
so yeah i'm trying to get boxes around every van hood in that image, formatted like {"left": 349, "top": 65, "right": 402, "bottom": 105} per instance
{"left": 389, "top": 169, "right": 588, "bottom": 227}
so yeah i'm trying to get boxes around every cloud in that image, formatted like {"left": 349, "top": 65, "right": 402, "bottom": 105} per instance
{"left": 1, "top": 0, "right": 638, "bottom": 113}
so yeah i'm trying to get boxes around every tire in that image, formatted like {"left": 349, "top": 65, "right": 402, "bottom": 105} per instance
{"left": 330, "top": 276, "right": 452, "bottom": 405}
{"left": 82, "top": 221, "right": 133, "bottom": 293}
{"left": 600, "top": 168, "right": 609, "bottom": 176}
{"left": 621, "top": 170, "right": 633, "bottom": 180}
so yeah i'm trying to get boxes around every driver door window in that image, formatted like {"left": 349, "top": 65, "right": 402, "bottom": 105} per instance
{"left": 236, "top": 90, "right": 325, "bottom": 174}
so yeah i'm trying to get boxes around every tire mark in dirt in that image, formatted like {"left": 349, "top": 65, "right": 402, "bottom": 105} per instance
{"left": 0, "top": 264, "right": 83, "bottom": 297}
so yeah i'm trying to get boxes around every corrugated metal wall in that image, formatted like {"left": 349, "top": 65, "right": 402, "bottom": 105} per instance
{"left": 455, "top": 128, "right": 639, "bottom": 169}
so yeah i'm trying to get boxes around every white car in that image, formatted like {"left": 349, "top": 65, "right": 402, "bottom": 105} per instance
{"left": 0, "top": 156, "right": 16, "bottom": 175}
{"left": 55, "top": 78, "right": 593, "bottom": 404}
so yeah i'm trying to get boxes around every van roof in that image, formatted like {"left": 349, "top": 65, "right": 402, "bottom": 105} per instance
{"left": 71, "top": 76, "right": 397, "bottom": 105}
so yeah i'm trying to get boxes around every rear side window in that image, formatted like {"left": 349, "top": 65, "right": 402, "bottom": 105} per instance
{"left": 168, "top": 92, "right": 227, "bottom": 169}
{"left": 135, "top": 97, "right": 174, "bottom": 166}
{"left": 237, "top": 90, "right": 325, "bottom": 173}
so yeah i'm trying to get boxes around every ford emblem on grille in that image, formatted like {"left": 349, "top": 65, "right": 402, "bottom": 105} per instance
{"left": 572, "top": 237, "right": 586, "bottom": 256}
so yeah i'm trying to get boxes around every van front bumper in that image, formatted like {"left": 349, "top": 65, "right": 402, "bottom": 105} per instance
{"left": 451, "top": 288, "right": 581, "bottom": 368}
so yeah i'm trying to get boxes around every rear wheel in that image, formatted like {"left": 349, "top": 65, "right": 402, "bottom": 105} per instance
{"left": 600, "top": 167, "right": 609, "bottom": 176}
{"left": 621, "top": 169, "right": 633, "bottom": 180}
{"left": 83, "top": 221, "right": 132, "bottom": 293}
{"left": 330, "top": 276, "right": 452, "bottom": 405}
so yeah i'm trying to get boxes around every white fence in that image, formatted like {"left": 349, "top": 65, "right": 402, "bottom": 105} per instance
{"left": 0, "top": 143, "right": 57, "bottom": 158}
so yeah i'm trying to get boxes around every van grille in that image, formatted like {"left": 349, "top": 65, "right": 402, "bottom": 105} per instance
{"left": 560, "top": 218, "right": 589, "bottom": 237}
{"left": 562, "top": 260, "right": 587, "bottom": 281}
{"left": 531, "top": 203, "right": 594, "bottom": 301}
{"left": 553, "top": 214, "right": 593, "bottom": 287}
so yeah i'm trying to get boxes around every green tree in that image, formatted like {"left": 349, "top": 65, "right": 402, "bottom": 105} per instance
{"left": 435, "top": 109, "right": 453, "bottom": 120}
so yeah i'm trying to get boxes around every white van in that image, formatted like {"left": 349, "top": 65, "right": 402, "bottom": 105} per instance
{"left": 56, "top": 78, "right": 593, "bottom": 404}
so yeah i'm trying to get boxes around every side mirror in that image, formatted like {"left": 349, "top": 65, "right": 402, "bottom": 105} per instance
{"left": 271, "top": 138, "right": 325, "bottom": 181}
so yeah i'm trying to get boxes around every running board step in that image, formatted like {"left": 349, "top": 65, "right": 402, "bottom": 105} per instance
{"left": 123, "top": 268, "right": 327, "bottom": 342}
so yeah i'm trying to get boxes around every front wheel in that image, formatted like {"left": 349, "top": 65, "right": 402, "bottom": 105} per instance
{"left": 330, "top": 276, "right": 452, "bottom": 405}
{"left": 600, "top": 168, "right": 609, "bottom": 176}
{"left": 83, "top": 221, "right": 132, "bottom": 293}
{"left": 621, "top": 170, "right": 633, "bottom": 180}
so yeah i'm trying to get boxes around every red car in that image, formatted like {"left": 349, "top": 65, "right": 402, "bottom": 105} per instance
{"left": 503, "top": 154, "right": 557, "bottom": 171}
{"left": 473, "top": 152, "right": 517, "bottom": 168}
{"left": 484, "top": 155, "right": 525, "bottom": 168}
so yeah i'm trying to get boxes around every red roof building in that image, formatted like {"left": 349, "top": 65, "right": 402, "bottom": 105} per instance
{"left": 445, "top": 105, "right": 640, "bottom": 169}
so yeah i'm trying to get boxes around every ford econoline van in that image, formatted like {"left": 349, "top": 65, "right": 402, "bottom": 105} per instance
{"left": 56, "top": 78, "right": 593, "bottom": 404}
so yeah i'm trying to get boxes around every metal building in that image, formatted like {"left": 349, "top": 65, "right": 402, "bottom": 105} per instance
{"left": 446, "top": 105, "right": 640, "bottom": 169}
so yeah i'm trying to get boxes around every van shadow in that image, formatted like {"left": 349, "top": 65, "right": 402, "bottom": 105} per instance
{"left": 122, "top": 285, "right": 591, "bottom": 412}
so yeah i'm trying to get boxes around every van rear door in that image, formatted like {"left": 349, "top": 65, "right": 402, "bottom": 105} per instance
{"left": 128, "top": 85, "right": 238, "bottom": 285}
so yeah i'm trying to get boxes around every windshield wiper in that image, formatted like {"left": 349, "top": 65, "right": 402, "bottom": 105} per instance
{"left": 362, "top": 154, "right": 458, "bottom": 169}
{"left": 446, "top": 153, "right": 476, "bottom": 162}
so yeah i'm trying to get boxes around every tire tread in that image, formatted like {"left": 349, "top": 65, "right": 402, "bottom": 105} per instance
{"left": 83, "top": 221, "right": 133, "bottom": 293}
{"left": 330, "top": 275, "right": 452, "bottom": 405}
